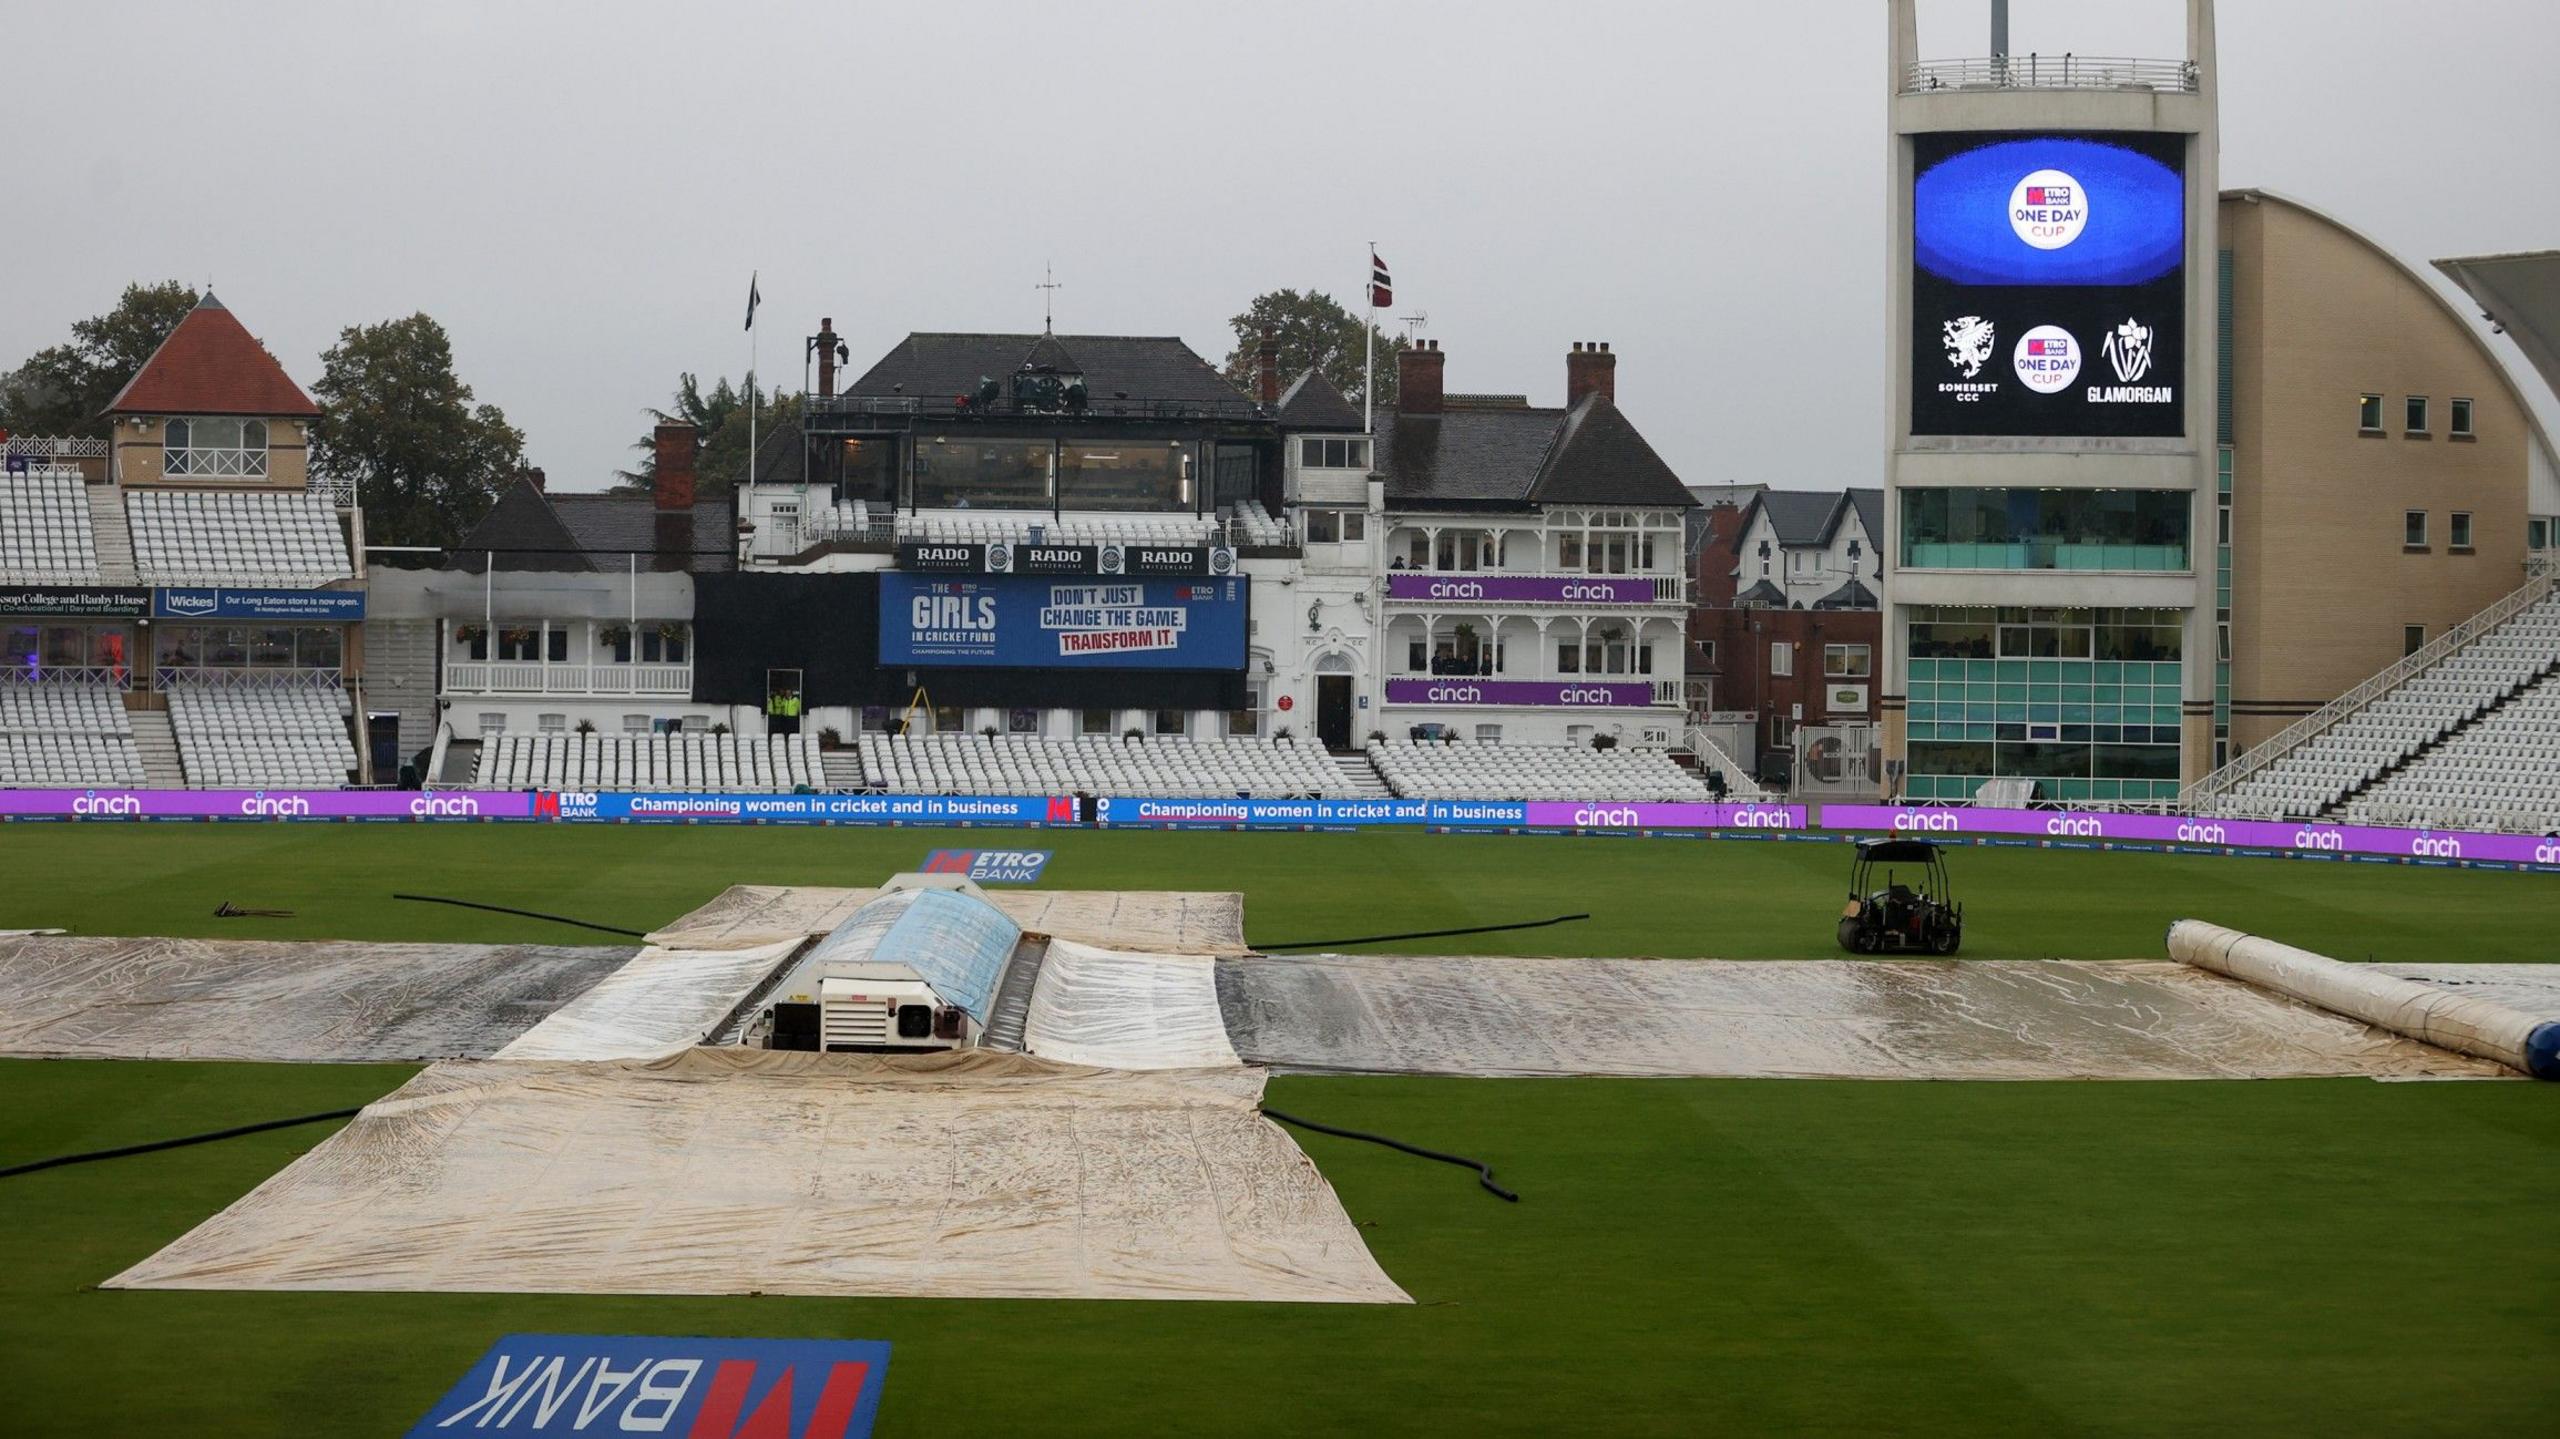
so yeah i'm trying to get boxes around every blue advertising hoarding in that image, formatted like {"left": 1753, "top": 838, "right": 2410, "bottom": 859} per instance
{"left": 879, "top": 573, "right": 1246, "bottom": 670}
{"left": 405, "top": 1333, "right": 889, "bottom": 1438}
{"left": 544, "top": 792, "right": 1072, "bottom": 825}
{"left": 154, "top": 587, "right": 368, "bottom": 621}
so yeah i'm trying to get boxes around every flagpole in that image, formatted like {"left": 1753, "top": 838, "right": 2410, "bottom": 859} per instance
{"left": 1363, "top": 243, "right": 1375, "bottom": 436}
{"left": 748, "top": 276, "right": 759, "bottom": 495}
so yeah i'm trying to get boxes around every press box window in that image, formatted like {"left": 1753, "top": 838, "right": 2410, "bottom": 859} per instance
{"left": 1153, "top": 709, "right": 1188, "bottom": 736}
{"left": 1305, "top": 510, "right": 1363, "bottom": 543}
{"left": 2405, "top": 396, "right": 2429, "bottom": 434}
{"left": 1299, "top": 436, "right": 1371, "bottom": 469}
{"left": 2404, "top": 511, "right": 2427, "bottom": 547}
{"left": 2449, "top": 397, "right": 2474, "bottom": 437}
{"left": 2358, "top": 394, "right": 2384, "bottom": 432}
{"left": 2450, "top": 512, "right": 2472, "bottom": 551}
{"left": 1079, "top": 708, "right": 1114, "bottom": 735}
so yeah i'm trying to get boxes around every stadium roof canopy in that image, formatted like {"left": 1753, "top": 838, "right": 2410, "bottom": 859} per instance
{"left": 2433, "top": 250, "right": 2560, "bottom": 405}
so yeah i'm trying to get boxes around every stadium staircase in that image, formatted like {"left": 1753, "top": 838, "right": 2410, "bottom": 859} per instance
{"left": 1328, "top": 753, "right": 1393, "bottom": 799}
{"left": 83, "top": 483, "right": 138, "bottom": 584}
{"left": 2188, "top": 568, "right": 2560, "bottom": 829}
{"left": 129, "top": 710, "right": 186, "bottom": 788}
{"left": 820, "top": 750, "right": 866, "bottom": 791}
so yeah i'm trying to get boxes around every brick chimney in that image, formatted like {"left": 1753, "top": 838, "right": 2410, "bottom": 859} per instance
{"left": 1567, "top": 341, "right": 1616, "bottom": 408}
{"left": 521, "top": 465, "right": 546, "bottom": 493}
{"left": 653, "top": 423, "right": 697, "bottom": 512}
{"left": 1254, "top": 330, "right": 1280, "bottom": 407}
{"left": 816, "top": 316, "right": 841, "bottom": 398}
{"left": 1397, "top": 339, "right": 1445, "bottom": 415}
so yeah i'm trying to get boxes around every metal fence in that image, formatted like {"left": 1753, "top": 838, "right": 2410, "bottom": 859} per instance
{"left": 1905, "top": 55, "right": 2198, "bottom": 93}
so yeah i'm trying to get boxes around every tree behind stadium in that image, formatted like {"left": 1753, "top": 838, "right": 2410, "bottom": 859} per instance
{"left": 0, "top": 281, "right": 200, "bottom": 437}
{"left": 311, "top": 314, "right": 525, "bottom": 547}
{"left": 1221, "top": 289, "right": 1405, "bottom": 410}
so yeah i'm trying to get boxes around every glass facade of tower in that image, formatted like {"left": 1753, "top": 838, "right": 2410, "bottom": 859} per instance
{"left": 1901, "top": 605, "right": 2187, "bottom": 802}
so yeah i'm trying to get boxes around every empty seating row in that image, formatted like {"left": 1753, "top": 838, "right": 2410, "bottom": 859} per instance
{"left": 899, "top": 512, "right": 1219, "bottom": 550}
{"left": 167, "top": 680, "right": 356, "bottom": 788}
{"left": 857, "top": 733, "right": 1343, "bottom": 798}
{"left": 127, "top": 488, "right": 352, "bottom": 585}
{"left": 2341, "top": 673, "right": 2560, "bottom": 834}
{"left": 0, "top": 468, "right": 102, "bottom": 584}
{"left": 1369, "top": 739, "right": 1714, "bottom": 802}
{"left": 472, "top": 733, "right": 823, "bottom": 792}
{"left": 0, "top": 679, "right": 143, "bottom": 787}
{"left": 2215, "top": 590, "right": 2560, "bottom": 820}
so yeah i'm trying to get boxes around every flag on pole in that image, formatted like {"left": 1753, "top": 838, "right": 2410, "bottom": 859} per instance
{"left": 743, "top": 272, "right": 761, "bottom": 331}
{"left": 1369, "top": 249, "right": 1392, "bottom": 309}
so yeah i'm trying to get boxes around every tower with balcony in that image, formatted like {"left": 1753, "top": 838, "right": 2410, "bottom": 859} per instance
{"left": 1881, "top": 0, "right": 2221, "bottom": 805}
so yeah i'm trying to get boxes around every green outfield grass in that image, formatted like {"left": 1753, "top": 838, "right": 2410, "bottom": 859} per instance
{"left": 0, "top": 821, "right": 2550, "bottom": 960}
{"left": 0, "top": 826, "right": 2555, "bottom": 1434}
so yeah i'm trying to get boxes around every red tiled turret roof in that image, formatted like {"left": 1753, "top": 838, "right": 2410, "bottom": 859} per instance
{"left": 105, "top": 292, "right": 319, "bottom": 418}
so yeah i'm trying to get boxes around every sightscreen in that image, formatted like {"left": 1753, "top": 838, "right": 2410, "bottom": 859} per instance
{"left": 1910, "top": 131, "right": 2186, "bottom": 437}
{"left": 879, "top": 574, "right": 1247, "bottom": 671}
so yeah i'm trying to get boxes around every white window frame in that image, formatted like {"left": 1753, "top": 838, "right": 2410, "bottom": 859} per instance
{"left": 1769, "top": 641, "right": 1793, "bottom": 678}
{"left": 1822, "top": 643, "right": 1871, "bottom": 679}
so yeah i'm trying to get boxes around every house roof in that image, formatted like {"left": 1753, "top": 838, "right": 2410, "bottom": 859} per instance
{"left": 1733, "top": 578, "right": 1790, "bottom": 608}
{"left": 1740, "top": 487, "right": 1884, "bottom": 548}
{"left": 1376, "top": 394, "right": 1696, "bottom": 510}
{"left": 448, "top": 476, "right": 735, "bottom": 574}
{"left": 1813, "top": 577, "right": 1880, "bottom": 610}
{"left": 105, "top": 292, "right": 319, "bottom": 418}
{"left": 1274, "top": 368, "right": 1365, "bottom": 431}
{"left": 751, "top": 416, "right": 810, "bottom": 487}
{"left": 844, "top": 333, "right": 1248, "bottom": 407}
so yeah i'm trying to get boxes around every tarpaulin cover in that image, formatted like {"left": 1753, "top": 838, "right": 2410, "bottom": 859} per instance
{"left": 2170, "top": 921, "right": 2557, "bottom": 1078}
{"left": 803, "top": 888, "right": 1019, "bottom": 1026}
{"left": 650, "top": 885, "right": 1248, "bottom": 955}
{"left": 494, "top": 941, "right": 805, "bottom": 1061}
{"left": 1214, "top": 955, "right": 2508, "bottom": 1080}
{"left": 108, "top": 1048, "right": 1410, "bottom": 1306}
{"left": 1025, "top": 939, "right": 1241, "bottom": 1071}
{"left": 0, "top": 935, "right": 635, "bottom": 1062}
{"left": 2374, "top": 964, "right": 2560, "bottom": 1021}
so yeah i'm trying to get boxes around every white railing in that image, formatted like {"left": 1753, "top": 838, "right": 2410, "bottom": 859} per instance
{"left": 446, "top": 662, "right": 693, "bottom": 696}
{"left": 1, "top": 664, "right": 133, "bottom": 692}
{"left": 310, "top": 473, "right": 356, "bottom": 508}
{"left": 2181, "top": 568, "right": 2560, "bottom": 805}
{"left": 1383, "top": 572, "right": 1689, "bottom": 604}
{"left": 2, "top": 436, "right": 108, "bottom": 461}
{"left": 1905, "top": 55, "right": 2198, "bottom": 93}
{"left": 162, "top": 446, "right": 268, "bottom": 478}
{"left": 157, "top": 666, "right": 344, "bottom": 690}
{"left": 1685, "top": 726, "right": 1769, "bottom": 799}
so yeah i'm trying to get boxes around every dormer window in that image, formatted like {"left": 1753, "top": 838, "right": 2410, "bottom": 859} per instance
{"left": 163, "top": 417, "right": 269, "bottom": 477}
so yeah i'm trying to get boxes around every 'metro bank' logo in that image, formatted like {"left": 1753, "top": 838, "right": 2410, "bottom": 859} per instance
{"left": 922, "top": 848, "right": 1052, "bottom": 883}
{"left": 407, "top": 1334, "right": 890, "bottom": 1438}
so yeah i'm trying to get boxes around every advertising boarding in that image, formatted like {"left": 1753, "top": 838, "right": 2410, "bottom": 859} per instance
{"left": 406, "top": 1333, "right": 889, "bottom": 1438}
{"left": 879, "top": 573, "right": 1247, "bottom": 670}
{"left": 1911, "top": 131, "right": 2187, "bottom": 437}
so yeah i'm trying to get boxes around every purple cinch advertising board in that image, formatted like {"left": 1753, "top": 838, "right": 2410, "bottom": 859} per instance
{"left": 1383, "top": 574, "right": 1662, "bottom": 605}
{"left": 1522, "top": 802, "right": 1805, "bottom": 830}
{"left": 1383, "top": 678, "right": 1659, "bottom": 707}
{"left": 0, "top": 789, "right": 535, "bottom": 820}
{"left": 1819, "top": 805, "right": 2560, "bottom": 869}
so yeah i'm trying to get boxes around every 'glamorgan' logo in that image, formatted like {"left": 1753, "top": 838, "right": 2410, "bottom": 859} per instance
{"left": 2102, "top": 318, "right": 2154, "bottom": 382}
{"left": 2009, "top": 168, "right": 2087, "bottom": 249}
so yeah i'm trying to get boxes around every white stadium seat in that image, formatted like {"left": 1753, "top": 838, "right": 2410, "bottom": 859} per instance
{"left": 166, "top": 679, "right": 357, "bottom": 788}
{"left": 0, "top": 467, "right": 104, "bottom": 585}
{"left": 127, "top": 488, "right": 352, "bottom": 587}
{"left": 1367, "top": 739, "right": 1714, "bottom": 802}
{"left": 0, "top": 679, "right": 144, "bottom": 788}
{"left": 852, "top": 734, "right": 1343, "bottom": 799}
{"left": 470, "top": 732, "right": 823, "bottom": 794}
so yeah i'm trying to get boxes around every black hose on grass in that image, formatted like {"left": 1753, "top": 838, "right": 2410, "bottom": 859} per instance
{"left": 0, "top": 1108, "right": 361, "bottom": 1181}
{"left": 1252, "top": 913, "right": 1590, "bottom": 952}
{"left": 391, "top": 893, "right": 649, "bottom": 939}
{"left": 1260, "top": 1107, "right": 1519, "bottom": 1202}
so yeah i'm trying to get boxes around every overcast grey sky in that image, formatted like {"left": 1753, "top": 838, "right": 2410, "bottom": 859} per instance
{"left": 5, "top": 0, "right": 2555, "bottom": 491}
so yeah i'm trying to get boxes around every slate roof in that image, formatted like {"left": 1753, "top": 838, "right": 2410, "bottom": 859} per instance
{"left": 1740, "top": 487, "right": 1885, "bottom": 549}
{"left": 448, "top": 476, "right": 735, "bottom": 574}
{"left": 1733, "top": 579, "right": 1790, "bottom": 608}
{"left": 1377, "top": 394, "right": 1697, "bottom": 511}
{"left": 1274, "top": 369, "right": 1364, "bottom": 431}
{"left": 845, "top": 333, "right": 1247, "bottom": 407}
{"left": 105, "top": 292, "right": 319, "bottom": 418}
{"left": 1813, "top": 577, "right": 1880, "bottom": 610}
{"left": 751, "top": 416, "right": 810, "bottom": 487}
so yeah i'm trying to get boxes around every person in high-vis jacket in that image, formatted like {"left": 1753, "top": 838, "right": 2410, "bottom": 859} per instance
{"left": 766, "top": 686, "right": 802, "bottom": 736}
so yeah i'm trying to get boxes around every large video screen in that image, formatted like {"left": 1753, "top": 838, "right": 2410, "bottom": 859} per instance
{"left": 1911, "top": 131, "right": 2186, "bottom": 438}
{"left": 879, "top": 574, "right": 1247, "bottom": 671}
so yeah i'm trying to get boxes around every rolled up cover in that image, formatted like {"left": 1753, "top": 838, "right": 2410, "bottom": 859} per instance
{"left": 2167, "top": 919, "right": 2560, "bottom": 1080}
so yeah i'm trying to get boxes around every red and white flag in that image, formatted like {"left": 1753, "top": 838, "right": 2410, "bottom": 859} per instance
{"left": 1369, "top": 248, "right": 1392, "bottom": 310}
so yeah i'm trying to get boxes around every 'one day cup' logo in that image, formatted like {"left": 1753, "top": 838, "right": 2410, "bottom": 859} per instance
{"left": 2009, "top": 168, "right": 2087, "bottom": 249}
{"left": 2013, "top": 326, "right": 2080, "bottom": 393}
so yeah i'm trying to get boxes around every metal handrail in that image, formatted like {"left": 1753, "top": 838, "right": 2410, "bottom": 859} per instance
{"left": 1905, "top": 55, "right": 2198, "bottom": 93}
{"left": 2181, "top": 568, "right": 2560, "bottom": 804}
{"left": 806, "top": 393, "right": 1268, "bottom": 424}
{"left": 1685, "top": 726, "right": 1770, "bottom": 801}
